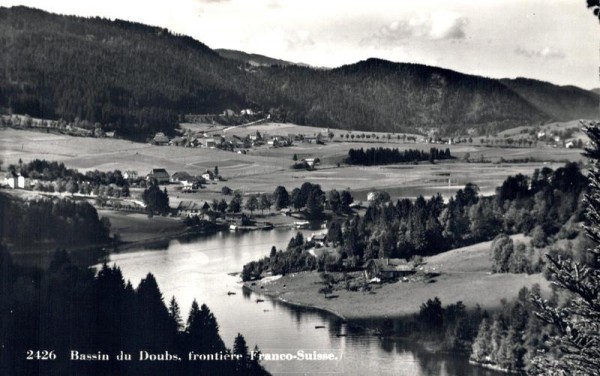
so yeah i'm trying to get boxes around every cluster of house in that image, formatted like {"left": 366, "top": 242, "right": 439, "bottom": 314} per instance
{"left": 144, "top": 168, "right": 221, "bottom": 187}
{"left": 149, "top": 130, "right": 324, "bottom": 151}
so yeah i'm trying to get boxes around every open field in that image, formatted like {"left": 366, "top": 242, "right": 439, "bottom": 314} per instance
{"left": 1, "top": 127, "right": 586, "bottom": 204}
{"left": 498, "top": 119, "right": 591, "bottom": 142}
{"left": 98, "top": 210, "right": 187, "bottom": 243}
{"left": 246, "top": 234, "right": 548, "bottom": 320}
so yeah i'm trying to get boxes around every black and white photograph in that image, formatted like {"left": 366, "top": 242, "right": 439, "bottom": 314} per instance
{"left": 0, "top": 1, "right": 599, "bottom": 375}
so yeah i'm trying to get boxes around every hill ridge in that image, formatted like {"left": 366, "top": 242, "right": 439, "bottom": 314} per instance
{"left": 0, "top": 6, "right": 597, "bottom": 139}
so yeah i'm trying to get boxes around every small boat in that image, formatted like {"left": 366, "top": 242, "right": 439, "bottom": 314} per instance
{"left": 294, "top": 220, "right": 310, "bottom": 229}
{"left": 227, "top": 291, "right": 236, "bottom": 296}
{"left": 315, "top": 325, "right": 326, "bottom": 329}
{"left": 256, "top": 299, "right": 265, "bottom": 303}
{"left": 263, "top": 309, "right": 271, "bottom": 312}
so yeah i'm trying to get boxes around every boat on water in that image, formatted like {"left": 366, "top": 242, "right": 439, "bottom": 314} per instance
{"left": 256, "top": 299, "right": 265, "bottom": 303}
{"left": 294, "top": 220, "right": 310, "bottom": 229}
{"left": 227, "top": 291, "right": 236, "bottom": 296}
{"left": 315, "top": 325, "right": 326, "bottom": 329}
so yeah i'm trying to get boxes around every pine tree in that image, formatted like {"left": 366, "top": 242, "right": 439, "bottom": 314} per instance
{"left": 530, "top": 122, "right": 600, "bottom": 375}
{"left": 168, "top": 296, "right": 183, "bottom": 331}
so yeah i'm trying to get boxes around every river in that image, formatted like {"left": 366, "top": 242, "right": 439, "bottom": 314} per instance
{"left": 98, "top": 228, "right": 503, "bottom": 376}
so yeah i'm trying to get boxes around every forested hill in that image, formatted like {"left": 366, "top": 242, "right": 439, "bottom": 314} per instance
{"left": 215, "top": 48, "right": 304, "bottom": 67}
{"left": 500, "top": 78, "right": 599, "bottom": 122}
{"left": 0, "top": 6, "right": 597, "bottom": 139}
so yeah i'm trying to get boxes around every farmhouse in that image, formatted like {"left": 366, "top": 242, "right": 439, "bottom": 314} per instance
{"left": 170, "top": 171, "right": 194, "bottom": 185}
{"left": 363, "top": 258, "right": 415, "bottom": 281}
{"left": 147, "top": 168, "right": 170, "bottom": 184}
{"left": 3, "top": 172, "right": 18, "bottom": 189}
{"left": 308, "top": 233, "right": 327, "bottom": 246}
{"left": 169, "top": 136, "right": 186, "bottom": 146}
{"left": 152, "top": 132, "right": 170, "bottom": 146}
{"left": 303, "top": 158, "right": 319, "bottom": 168}
{"left": 176, "top": 200, "right": 205, "bottom": 217}
{"left": 123, "top": 170, "right": 138, "bottom": 180}
{"left": 201, "top": 138, "right": 217, "bottom": 148}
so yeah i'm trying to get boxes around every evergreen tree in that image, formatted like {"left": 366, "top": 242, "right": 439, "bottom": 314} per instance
{"left": 229, "top": 193, "right": 243, "bottom": 213}
{"left": 168, "top": 296, "right": 183, "bottom": 332}
{"left": 531, "top": 122, "right": 600, "bottom": 375}
{"left": 233, "top": 333, "right": 250, "bottom": 373}
{"left": 273, "top": 186, "right": 290, "bottom": 210}
{"left": 306, "top": 189, "right": 324, "bottom": 219}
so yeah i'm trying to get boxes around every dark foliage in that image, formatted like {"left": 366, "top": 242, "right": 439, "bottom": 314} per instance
{"left": 346, "top": 147, "right": 452, "bottom": 166}
{"left": 0, "top": 7, "right": 596, "bottom": 139}
{"left": 0, "top": 248, "right": 268, "bottom": 375}
{"left": 0, "top": 192, "right": 110, "bottom": 249}
{"left": 142, "top": 180, "right": 170, "bottom": 216}
{"left": 471, "top": 286, "right": 551, "bottom": 373}
{"left": 10, "top": 158, "right": 127, "bottom": 186}
{"left": 415, "top": 298, "right": 485, "bottom": 353}
{"left": 243, "top": 162, "right": 587, "bottom": 280}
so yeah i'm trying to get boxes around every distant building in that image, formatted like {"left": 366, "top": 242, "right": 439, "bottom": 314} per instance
{"left": 308, "top": 233, "right": 327, "bottom": 246}
{"left": 177, "top": 200, "right": 205, "bottom": 217}
{"left": 241, "top": 109, "right": 255, "bottom": 115}
{"left": 147, "top": 168, "right": 170, "bottom": 184}
{"left": 123, "top": 170, "right": 138, "bottom": 180}
{"left": 17, "top": 175, "right": 27, "bottom": 189}
{"left": 201, "top": 170, "right": 220, "bottom": 182}
{"left": 363, "top": 258, "right": 415, "bottom": 281}
{"left": 169, "top": 136, "right": 186, "bottom": 146}
{"left": 303, "top": 158, "right": 319, "bottom": 168}
{"left": 201, "top": 138, "right": 217, "bottom": 148}
{"left": 170, "top": 171, "right": 194, "bottom": 185}
{"left": 4, "top": 172, "right": 18, "bottom": 189}
{"left": 152, "top": 132, "right": 170, "bottom": 145}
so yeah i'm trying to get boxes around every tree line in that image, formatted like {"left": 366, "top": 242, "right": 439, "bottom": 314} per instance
{"left": 0, "top": 192, "right": 111, "bottom": 249}
{"left": 242, "top": 162, "right": 588, "bottom": 279}
{"left": 4, "top": 7, "right": 596, "bottom": 140}
{"left": 345, "top": 147, "right": 452, "bottom": 166}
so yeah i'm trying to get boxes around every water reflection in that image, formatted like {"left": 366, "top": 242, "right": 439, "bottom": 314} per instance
{"left": 100, "top": 229, "right": 504, "bottom": 376}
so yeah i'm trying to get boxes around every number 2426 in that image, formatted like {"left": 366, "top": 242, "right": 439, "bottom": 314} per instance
{"left": 26, "top": 350, "right": 56, "bottom": 360}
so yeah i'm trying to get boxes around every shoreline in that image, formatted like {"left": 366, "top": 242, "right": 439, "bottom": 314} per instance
{"left": 242, "top": 284, "right": 348, "bottom": 321}
{"left": 241, "top": 266, "right": 551, "bottom": 321}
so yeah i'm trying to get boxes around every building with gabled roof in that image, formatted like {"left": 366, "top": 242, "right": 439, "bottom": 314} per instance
{"left": 147, "top": 168, "right": 170, "bottom": 184}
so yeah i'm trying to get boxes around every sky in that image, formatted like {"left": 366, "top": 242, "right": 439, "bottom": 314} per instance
{"left": 1, "top": 0, "right": 598, "bottom": 89}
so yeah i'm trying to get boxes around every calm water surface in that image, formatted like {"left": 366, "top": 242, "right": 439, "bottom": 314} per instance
{"left": 98, "top": 229, "right": 502, "bottom": 376}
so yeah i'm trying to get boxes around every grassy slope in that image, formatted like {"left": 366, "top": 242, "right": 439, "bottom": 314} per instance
{"left": 248, "top": 235, "right": 550, "bottom": 319}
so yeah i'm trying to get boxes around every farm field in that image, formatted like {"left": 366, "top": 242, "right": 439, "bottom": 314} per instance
{"left": 0, "top": 126, "right": 586, "bottom": 204}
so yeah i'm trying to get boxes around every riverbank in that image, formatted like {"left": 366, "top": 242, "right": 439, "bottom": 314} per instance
{"left": 243, "top": 236, "right": 551, "bottom": 320}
